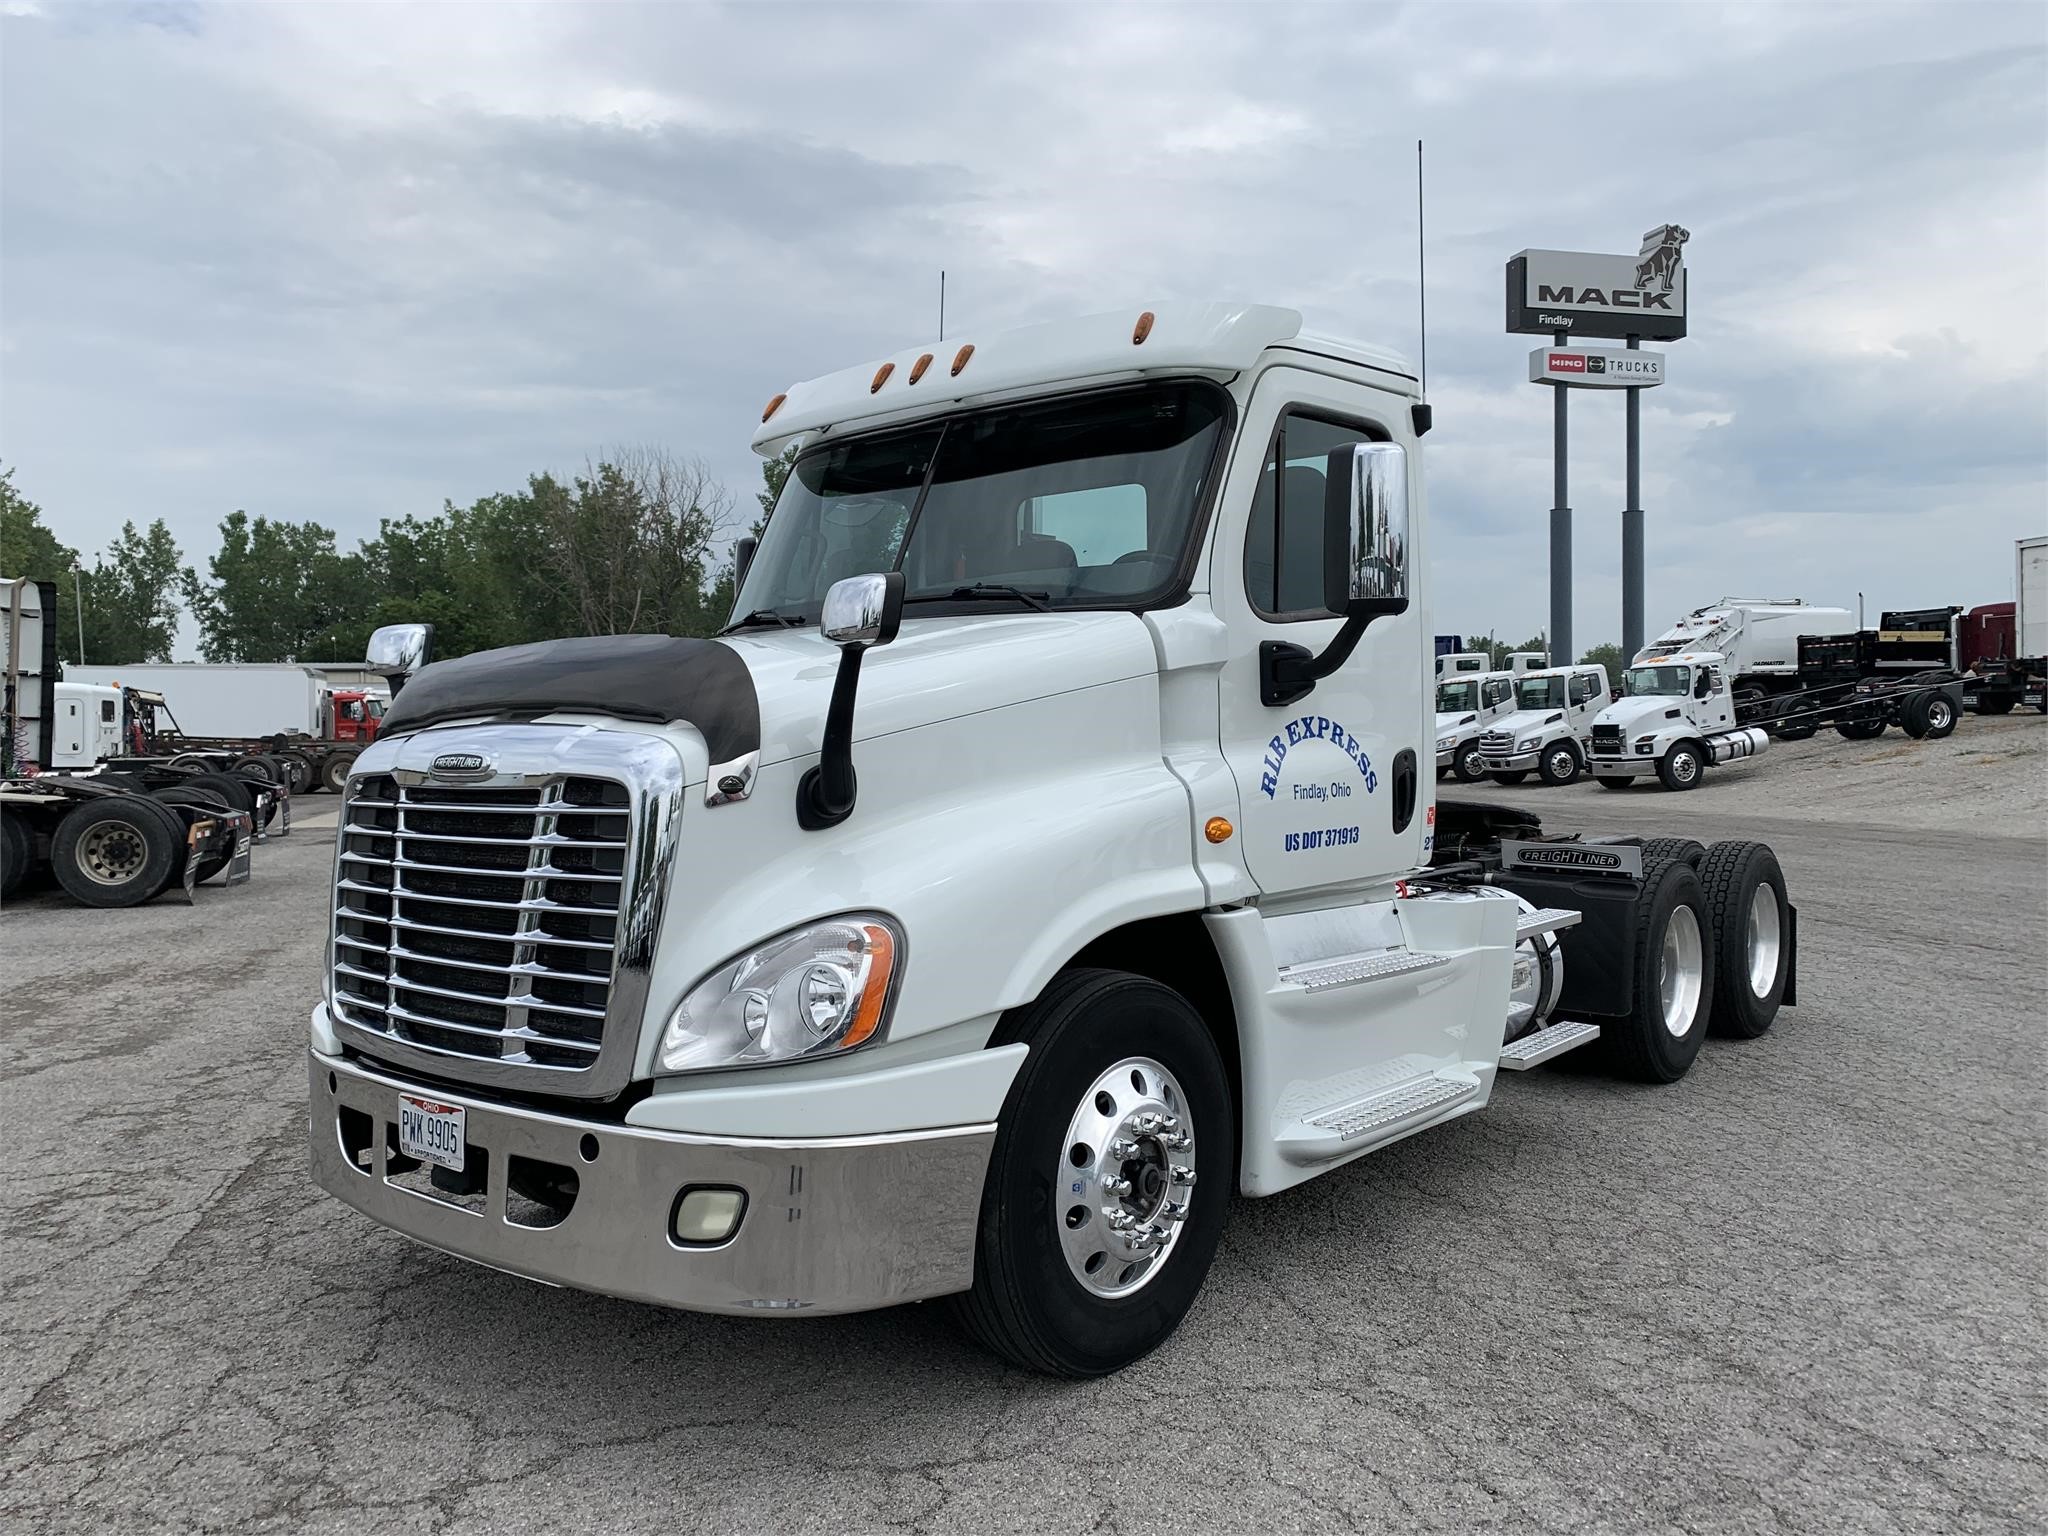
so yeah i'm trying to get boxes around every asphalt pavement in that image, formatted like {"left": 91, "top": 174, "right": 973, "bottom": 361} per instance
{"left": 2, "top": 781, "right": 2043, "bottom": 1534}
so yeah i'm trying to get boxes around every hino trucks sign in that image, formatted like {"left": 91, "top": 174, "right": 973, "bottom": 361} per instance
{"left": 1528, "top": 348, "right": 1665, "bottom": 388}
{"left": 1506, "top": 225, "right": 1689, "bottom": 340}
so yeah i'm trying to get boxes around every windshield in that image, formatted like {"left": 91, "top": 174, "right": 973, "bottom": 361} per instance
{"left": 1624, "top": 664, "right": 1691, "bottom": 697}
{"left": 1436, "top": 681, "right": 1478, "bottom": 713}
{"left": 368, "top": 698, "right": 386, "bottom": 718}
{"left": 730, "top": 382, "right": 1227, "bottom": 624}
{"left": 1516, "top": 677, "right": 1565, "bottom": 710}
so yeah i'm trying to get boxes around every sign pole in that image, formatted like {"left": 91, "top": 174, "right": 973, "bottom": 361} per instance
{"left": 1550, "top": 328, "right": 1571, "bottom": 666}
{"left": 1622, "top": 332, "right": 1643, "bottom": 660}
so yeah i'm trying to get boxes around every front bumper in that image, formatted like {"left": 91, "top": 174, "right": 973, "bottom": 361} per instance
{"left": 309, "top": 1050, "right": 995, "bottom": 1316}
{"left": 1477, "top": 748, "right": 1541, "bottom": 772}
{"left": 1435, "top": 746, "right": 1456, "bottom": 769}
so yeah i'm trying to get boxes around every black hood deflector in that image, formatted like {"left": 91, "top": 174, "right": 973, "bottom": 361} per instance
{"left": 379, "top": 634, "right": 759, "bottom": 768}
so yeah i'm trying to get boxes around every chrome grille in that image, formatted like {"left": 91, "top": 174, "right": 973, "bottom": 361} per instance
{"left": 332, "top": 774, "right": 630, "bottom": 1074}
{"left": 1480, "top": 731, "right": 1515, "bottom": 754}
{"left": 1590, "top": 724, "right": 1625, "bottom": 756}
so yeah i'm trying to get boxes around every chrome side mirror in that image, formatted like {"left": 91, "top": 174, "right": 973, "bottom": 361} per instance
{"left": 1324, "top": 441, "right": 1410, "bottom": 612}
{"left": 821, "top": 571, "right": 905, "bottom": 648}
{"left": 367, "top": 622, "right": 433, "bottom": 674}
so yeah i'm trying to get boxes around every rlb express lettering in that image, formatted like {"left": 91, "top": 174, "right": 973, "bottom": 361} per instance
{"left": 1259, "top": 714, "right": 1379, "bottom": 799}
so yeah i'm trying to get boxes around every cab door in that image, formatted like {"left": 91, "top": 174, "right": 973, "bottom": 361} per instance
{"left": 1566, "top": 669, "right": 1606, "bottom": 737}
{"left": 1213, "top": 368, "right": 1428, "bottom": 897}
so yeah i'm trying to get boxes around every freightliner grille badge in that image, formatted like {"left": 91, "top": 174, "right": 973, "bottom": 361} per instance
{"left": 430, "top": 751, "right": 491, "bottom": 775}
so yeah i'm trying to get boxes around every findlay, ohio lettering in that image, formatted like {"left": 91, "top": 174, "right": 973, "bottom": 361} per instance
{"left": 1259, "top": 715, "right": 1378, "bottom": 799}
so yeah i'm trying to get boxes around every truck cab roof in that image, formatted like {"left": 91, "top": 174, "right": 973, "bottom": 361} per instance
{"left": 753, "top": 302, "right": 1418, "bottom": 456}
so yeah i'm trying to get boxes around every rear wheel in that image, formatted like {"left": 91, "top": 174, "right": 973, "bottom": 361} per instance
{"left": 150, "top": 786, "right": 238, "bottom": 882}
{"left": 320, "top": 752, "right": 358, "bottom": 794}
{"left": 1452, "top": 743, "right": 1486, "bottom": 783}
{"left": 231, "top": 754, "right": 278, "bottom": 785}
{"left": 1490, "top": 770, "right": 1529, "bottom": 786}
{"left": 1921, "top": 693, "right": 1957, "bottom": 739}
{"left": 954, "top": 969, "right": 1232, "bottom": 1378}
{"left": 1640, "top": 837, "right": 1707, "bottom": 870}
{"left": 0, "top": 810, "right": 32, "bottom": 900}
{"left": 1656, "top": 742, "right": 1704, "bottom": 791}
{"left": 279, "top": 749, "right": 317, "bottom": 794}
{"left": 186, "top": 772, "right": 257, "bottom": 817}
{"left": 1697, "top": 841, "right": 1790, "bottom": 1039}
{"left": 1598, "top": 860, "right": 1715, "bottom": 1083}
{"left": 1977, "top": 694, "right": 2015, "bottom": 717}
{"left": 51, "top": 796, "right": 181, "bottom": 908}
{"left": 1835, "top": 717, "right": 1885, "bottom": 741}
{"left": 1538, "top": 741, "right": 1582, "bottom": 786}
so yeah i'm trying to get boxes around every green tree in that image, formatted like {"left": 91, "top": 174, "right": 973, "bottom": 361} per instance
{"left": 181, "top": 511, "right": 364, "bottom": 661}
{"left": 0, "top": 465, "right": 85, "bottom": 665}
{"left": 81, "top": 519, "right": 185, "bottom": 663}
{"left": 540, "top": 449, "right": 732, "bottom": 640}
{"left": 755, "top": 443, "right": 797, "bottom": 534}
{"left": 1579, "top": 641, "right": 1625, "bottom": 679}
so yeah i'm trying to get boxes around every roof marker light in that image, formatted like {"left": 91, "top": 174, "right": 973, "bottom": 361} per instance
{"left": 950, "top": 344, "right": 974, "bottom": 376}
{"left": 870, "top": 362, "right": 895, "bottom": 393}
{"left": 762, "top": 393, "right": 787, "bottom": 423}
{"left": 908, "top": 353, "right": 933, "bottom": 385}
{"left": 1133, "top": 311, "right": 1155, "bottom": 345}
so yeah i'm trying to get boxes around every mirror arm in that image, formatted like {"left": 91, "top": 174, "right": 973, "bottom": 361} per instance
{"left": 1259, "top": 597, "right": 1410, "bottom": 708}
{"left": 797, "top": 646, "right": 867, "bottom": 829}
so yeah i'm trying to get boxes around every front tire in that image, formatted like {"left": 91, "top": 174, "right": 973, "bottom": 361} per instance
{"left": 1538, "top": 741, "right": 1582, "bottom": 786}
{"left": 1657, "top": 742, "right": 1705, "bottom": 791}
{"left": 954, "top": 969, "right": 1233, "bottom": 1378}
{"left": 1452, "top": 743, "right": 1486, "bottom": 783}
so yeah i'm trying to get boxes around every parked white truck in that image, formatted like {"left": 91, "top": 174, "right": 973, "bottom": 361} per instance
{"left": 1473, "top": 663, "right": 1611, "bottom": 785}
{"left": 307, "top": 305, "right": 1796, "bottom": 1376}
{"left": 1434, "top": 670, "right": 1516, "bottom": 782}
{"left": 1588, "top": 653, "right": 1771, "bottom": 791}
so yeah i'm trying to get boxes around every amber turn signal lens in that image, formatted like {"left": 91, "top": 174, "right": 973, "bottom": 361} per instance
{"left": 1204, "top": 817, "right": 1233, "bottom": 844}
{"left": 870, "top": 362, "right": 895, "bottom": 393}
{"left": 951, "top": 343, "right": 974, "bottom": 376}
{"left": 1133, "top": 310, "right": 1155, "bottom": 345}
{"left": 844, "top": 922, "right": 896, "bottom": 1049}
{"left": 909, "top": 353, "right": 933, "bottom": 384}
{"left": 761, "top": 392, "right": 787, "bottom": 423}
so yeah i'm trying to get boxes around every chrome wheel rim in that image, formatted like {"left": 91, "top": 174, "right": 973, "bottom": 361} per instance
{"left": 1671, "top": 751, "right": 1698, "bottom": 785}
{"left": 1660, "top": 904, "right": 1704, "bottom": 1037}
{"left": 1746, "top": 883, "right": 1782, "bottom": 998}
{"left": 1547, "top": 748, "right": 1576, "bottom": 781}
{"left": 1055, "top": 1056, "right": 1196, "bottom": 1298}
{"left": 1928, "top": 699, "right": 1953, "bottom": 731}
{"left": 78, "top": 821, "right": 148, "bottom": 885}
{"left": 1460, "top": 747, "right": 1481, "bottom": 778}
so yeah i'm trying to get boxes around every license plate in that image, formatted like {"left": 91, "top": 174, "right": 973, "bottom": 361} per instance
{"left": 398, "top": 1095, "right": 466, "bottom": 1171}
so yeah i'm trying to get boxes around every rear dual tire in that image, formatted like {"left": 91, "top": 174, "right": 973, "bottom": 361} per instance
{"left": 51, "top": 796, "right": 183, "bottom": 908}
{"left": 1600, "top": 860, "right": 1715, "bottom": 1083}
{"left": 1698, "top": 841, "right": 1790, "bottom": 1038}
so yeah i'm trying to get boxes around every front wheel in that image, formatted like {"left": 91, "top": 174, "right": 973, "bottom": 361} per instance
{"left": 1657, "top": 743, "right": 1705, "bottom": 791}
{"left": 1538, "top": 742, "right": 1582, "bottom": 786}
{"left": 954, "top": 969, "right": 1233, "bottom": 1378}
{"left": 1452, "top": 743, "right": 1486, "bottom": 783}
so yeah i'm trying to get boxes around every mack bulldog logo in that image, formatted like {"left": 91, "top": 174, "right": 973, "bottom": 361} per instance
{"left": 1636, "top": 224, "right": 1689, "bottom": 293}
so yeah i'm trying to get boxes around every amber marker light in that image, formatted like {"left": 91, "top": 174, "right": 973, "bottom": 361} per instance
{"left": 1204, "top": 817, "right": 1234, "bottom": 844}
{"left": 762, "top": 392, "right": 787, "bottom": 422}
{"left": 909, "top": 353, "right": 934, "bottom": 384}
{"left": 1133, "top": 310, "right": 1156, "bottom": 345}
{"left": 870, "top": 362, "right": 895, "bottom": 393}
{"left": 951, "top": 343, "right": 974, "bottom": 376}
{"left": 844, "top": 923, "right": 898, "bottom": 1048}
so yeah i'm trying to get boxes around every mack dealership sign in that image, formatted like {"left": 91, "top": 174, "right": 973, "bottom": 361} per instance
{"left": 1506, "top": 225, "right": 1689, "bottom": 340}
{"left": 1527, "top": 348, "right": 1665, "bottom": 389}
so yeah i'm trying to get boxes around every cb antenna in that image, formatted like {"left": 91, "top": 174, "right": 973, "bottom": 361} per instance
{"left": 939, "top": 269, "right": 946, "bottom": 342}
{"left": 1416, "top": 138, "right": 1428, "bottom": 397}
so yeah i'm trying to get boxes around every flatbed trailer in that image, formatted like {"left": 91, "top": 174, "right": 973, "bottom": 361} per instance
{"left": 0, "top": 774, "right": 256, "bottom": 908}
{"left": 1740, "top": 633, "right": 1965, "bottom": 743}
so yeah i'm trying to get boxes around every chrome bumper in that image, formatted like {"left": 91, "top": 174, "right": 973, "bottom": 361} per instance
{"left": 1478, "top": 748, "right": 1540, "bottom": 771}
{"left": 1434, "top": 747, "right": 1455, "bottom": 769}
{"left": 309, "top": 1050, "right": 994, "bottom": 1316}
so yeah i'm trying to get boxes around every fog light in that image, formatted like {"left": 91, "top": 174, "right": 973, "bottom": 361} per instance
{"left": 671, "top": 1186, "right": 747, "bottom": 1246}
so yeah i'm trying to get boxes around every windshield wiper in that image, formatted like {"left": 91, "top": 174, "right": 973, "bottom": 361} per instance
{"left": 726, "top": 609, "right": 808, "bottom": 631}
{"left": 905, "top": 584, "right": 1051, "bottom": 612}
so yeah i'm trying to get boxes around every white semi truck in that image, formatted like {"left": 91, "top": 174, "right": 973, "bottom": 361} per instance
{"left": 1434, "top": 669, "right": 1516, "bottom": 782}
{"left": 307, "top": 305, "right": 1797, "bottom": 1376}
{"left": 1587, "top": 653, "right": 1771, "bottom": 791}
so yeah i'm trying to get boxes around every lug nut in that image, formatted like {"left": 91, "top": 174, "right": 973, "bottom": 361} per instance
{"left": 1159, "top": 1115, "right": 1181, "bottom": 1134}
{"left": 1104, "top": 1209, "right": 1135, "bottom": 1232}
{"left": 1162, "top": 1201, "right": 1190, "bottom": 1224}
{"left": 1109, "top": 1138, "right": 1138, "bottom": 1160}
{"left": 1163, "top": 1131, "right": 1192, "bottom": 1151}
{"left": 1100, "top": 1175, "right": 1133, "bottom": 1197}
{"left": 1170, "top": 1165, "right": 1195, "bottom": 1186}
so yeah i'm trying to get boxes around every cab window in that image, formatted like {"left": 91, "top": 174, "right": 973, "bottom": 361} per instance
{"left": 1569, "top": 673, "right": 1603, "bottom": 705}
{"left": 101, "top": 699, "right": 117, "bottom": 722}
{"left": 1245, "top": 411, "right": 1386, "bottom": 619}
{"left": 1483, "top": 678, "right": 1511, "bottom": 708}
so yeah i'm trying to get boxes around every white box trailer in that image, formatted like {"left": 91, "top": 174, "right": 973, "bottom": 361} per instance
{"left": 64, "top": 663, "right": 335, "bottom": 739}
{"left": 2020, "top": 537, "right": 2047, "bottom": 662}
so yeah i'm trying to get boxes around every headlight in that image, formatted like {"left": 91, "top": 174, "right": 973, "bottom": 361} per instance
{"left": 1517, "top": 736, "right": 1541, "bottom": 751}
{"left": 658, "top": 916, "right": 900, "bottom": 1074}
{"left": 1436, "top": 736, "right": 1456, "bottom": 750}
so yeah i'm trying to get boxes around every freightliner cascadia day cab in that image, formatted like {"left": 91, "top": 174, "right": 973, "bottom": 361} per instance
{"left": 309, "top": 305, "right": 1797, "bottom": 1376}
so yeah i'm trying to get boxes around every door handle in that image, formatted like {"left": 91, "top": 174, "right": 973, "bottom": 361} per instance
{"left": 1391, "top": 748, "right": 1418, "bottom": 834}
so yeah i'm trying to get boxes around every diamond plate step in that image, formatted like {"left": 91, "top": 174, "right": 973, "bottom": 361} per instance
{"left": 1514, "top": 906, "right": 1583, "bottom": 941}
{"left": 1497, "top": 1018, "right": 1601, "bottom": 1070}
{"left": 1307, "top": 1076, "right": 1475, "bottom": 1140}
{"left": 1282, "top": 949, "right": 1451, "bottom": 994}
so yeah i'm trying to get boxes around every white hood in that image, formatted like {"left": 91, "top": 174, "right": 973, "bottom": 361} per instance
{"left": 1434, "top": 711, "right": 1479, "bottom": 735}
{"left": 1484, "top": 708, "right": 1568, "bottom": 741}
{"left": 1594, "top": 696, "right": 1688, "bottom": 733}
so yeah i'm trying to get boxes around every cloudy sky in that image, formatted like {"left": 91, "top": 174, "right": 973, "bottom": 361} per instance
{"left": 4, "top": 1, "right": 2044, "bottom": 655}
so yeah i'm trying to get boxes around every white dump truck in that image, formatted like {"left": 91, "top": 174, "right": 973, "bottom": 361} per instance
{"left": 1588, "top": 653, "right": 1770, "bottom": 791}
{"left": 1473, "top": 663, "right": 1611, "bottom": 785}
{"left": 307, "top": 304, "right": 1796, "bottom": 1377}
{"left": 1434, "top": 669, "right": 1517, "bottom": 782}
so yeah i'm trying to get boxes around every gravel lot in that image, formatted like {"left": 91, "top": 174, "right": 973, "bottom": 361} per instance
{"left": 3, "top": 717, "right": 2044, "bottom": 1535}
